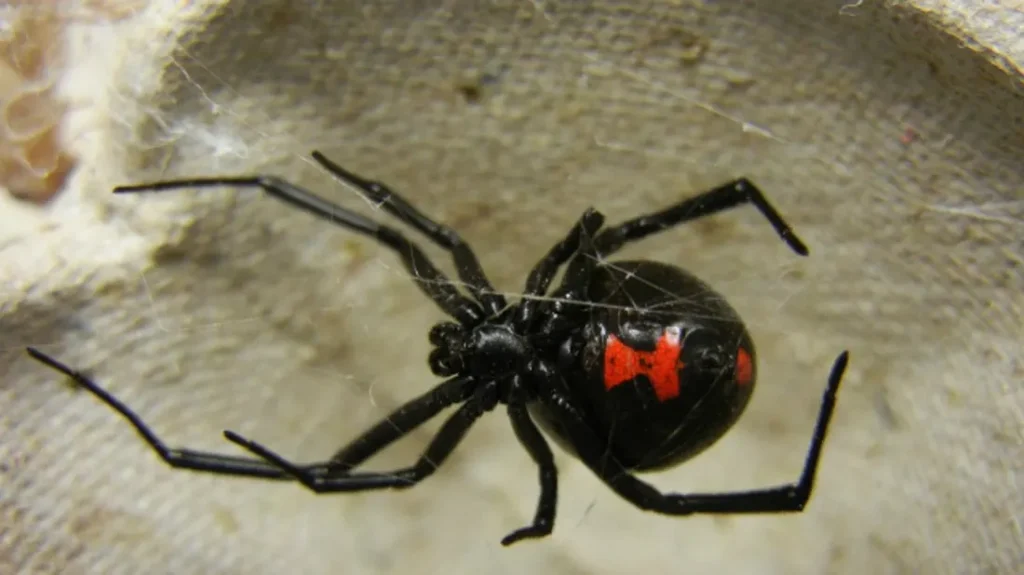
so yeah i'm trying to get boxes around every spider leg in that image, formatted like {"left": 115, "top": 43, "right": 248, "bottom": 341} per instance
{"left": 25, "top": 347, "right": 328, "bottom": 479}
{"left": 223, "top": 384, "right": 497, "bottom": 493}
{"left": 327, "top": 376, "right": 475, "bottom": 472}
{"left": 531, "top": 209, "right": 605, "bottom": 335}
{"left": 535, "top": 352, "right": 848, "bottom": 515}
{"left": 114, "top": 175, "right": 483, "bottom": 325}
{"left": 501, "top": 400, "right": 558, "bottom": 546}
{"left": 512, "top": 208, "right": 605, "bottom": 331}
{"left": 593, "top": 178, "right": 809, "bottom": 258}
{"left": 553, "top": 207, "right": 602, "bottom": 303}
{"left": 312, "top": 151, "right": 505, "bottom": 318}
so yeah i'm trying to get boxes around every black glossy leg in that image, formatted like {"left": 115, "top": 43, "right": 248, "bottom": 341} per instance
{"left": 501, "top": 400, "right": 558, "bottom": 546}
{"left": 533, "top": 209, "right": 605, "bottom": 335}
{"left": 312, "top": 151, "right": 505, "bottom": 318}
{"left": 25, "top": 347, "right": 325, "bottom": 479}
{"left": 553, "top": 206, "right": 603, "bottom": 302}
{"left": 327, "top": 376, "right": 475, "bottom": 472}
{"left": 114, "top": 175, "right": 483, "bottom": 325}
{"left": 535, "top": 352, "right": 849, "bottom": 515}
{"left": 594, "top": 178, "right": 809, "bottom": 258}
{"left": 223, "top": 385, "right": 496, "bottom": 493}
{"left": 512, "top": 208, "right": 605, "bottom": 332}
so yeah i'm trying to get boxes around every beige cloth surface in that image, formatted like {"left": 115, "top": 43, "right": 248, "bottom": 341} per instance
{"left": 1, "top": 1, "right": 1021, "bottom": 574}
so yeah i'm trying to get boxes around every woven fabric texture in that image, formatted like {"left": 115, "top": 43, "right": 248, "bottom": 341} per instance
{"left": 1, "top": 1, "right": 1021, "bottom": 574}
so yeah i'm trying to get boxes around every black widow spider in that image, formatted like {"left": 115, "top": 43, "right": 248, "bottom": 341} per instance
{"left": 27, "top": 151, "right": 849, "bottom": 546}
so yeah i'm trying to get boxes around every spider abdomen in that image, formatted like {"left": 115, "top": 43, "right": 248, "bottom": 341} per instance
{"left": 540, "top": 260, "right": 758, "bottom": 472}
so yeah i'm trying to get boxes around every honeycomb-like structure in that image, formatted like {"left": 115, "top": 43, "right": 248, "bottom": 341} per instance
{"left": 0, "top": 1, "right": 144, "bottom": 203}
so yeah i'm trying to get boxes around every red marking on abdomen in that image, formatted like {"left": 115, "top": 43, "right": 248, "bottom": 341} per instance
{"left": 735, "top": 347, "right": 753, "bottom": 386}
{"left": 603, "top": 328, "right": 685, "bottom": 402}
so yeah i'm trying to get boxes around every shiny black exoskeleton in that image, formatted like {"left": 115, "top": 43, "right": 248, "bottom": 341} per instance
{"left": 26, "top": 151, "right": 850, "bottom": 547}
{"left": 536, "top": 260, "right": 759, "bottom": 472}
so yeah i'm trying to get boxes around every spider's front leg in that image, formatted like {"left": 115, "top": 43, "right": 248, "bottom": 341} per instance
{"left": 223, "top": 382, "right": 498, "bottom": 493}
{"left": 25, "top": 347, "right": 327, "bottom": 479}
{"left": 113, "top": 173, "right": 485, "bottom": 325}
{"left": 311, "top": 151, "right": 507, "bottom": 317}
{"left": 325, "top": 375, "right": 475, "bottom": 472}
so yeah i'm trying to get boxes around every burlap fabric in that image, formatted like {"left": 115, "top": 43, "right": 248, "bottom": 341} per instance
{"left": 2, "top": 1, "right": 1021, "bottom": 573}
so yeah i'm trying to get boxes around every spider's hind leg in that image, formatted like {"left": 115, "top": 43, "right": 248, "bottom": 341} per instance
{"left": 512, "top": 208, "right": 604, "bottom": 332}
{"left": 536, "top": 351, "right": 849, "bottom": 516}
{"left": 593, "top": 178, "right": 809, "bottom": 258}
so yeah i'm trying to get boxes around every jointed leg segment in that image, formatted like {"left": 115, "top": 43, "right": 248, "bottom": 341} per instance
{"left": 312, "top": 151, "right": 507, "bottom": 318}
{"left": 25, "top": 347, "right": 326, "bottom": 479}
{"left": 512, "top": 208, "right": 604, "bottom": 332}
{"left": 327, "top": 376, "right": 476, "bottom": 472}
{"left": 532, "top": 352, "right": 849, "bottom": 515}
{"left": 593, "top": 178, "right": 809, "bottom": 258}
{"left": 114, "top": 169, "right": 485, "bottom": 325}
{"left": 222, "top": 382, "right": 499, "bottom": 492}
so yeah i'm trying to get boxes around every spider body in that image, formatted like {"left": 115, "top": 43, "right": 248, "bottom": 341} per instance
{"left": 538, "top": 260, "right": 757, "bottom": 472}
{"left": 26, "top": 151, "right": 849, "bottom": 546}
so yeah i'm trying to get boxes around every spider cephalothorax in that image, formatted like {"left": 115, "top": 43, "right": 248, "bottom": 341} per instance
{"left": 27, "top": 150, "right": 848, "bottom": 546}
